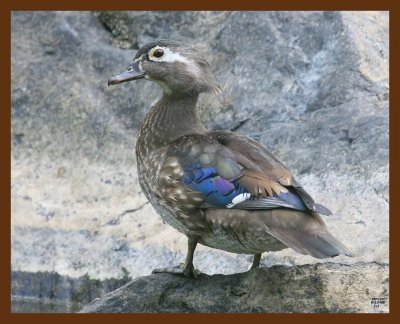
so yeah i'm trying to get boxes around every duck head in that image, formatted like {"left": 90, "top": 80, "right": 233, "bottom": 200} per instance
{"left": 108, "top": 40, "right": 220, "bottom": 95}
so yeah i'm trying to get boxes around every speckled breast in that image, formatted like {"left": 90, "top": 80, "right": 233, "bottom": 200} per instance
{"left": 136, "top": 147, "right": 197, "bottom": 236}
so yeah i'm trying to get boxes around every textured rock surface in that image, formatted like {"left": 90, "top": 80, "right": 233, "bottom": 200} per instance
{"left": 11, "top": 11, "right": 388, "bottom": 312}
{"left": 80, "top": 262, "right": 389, "bottom": 313}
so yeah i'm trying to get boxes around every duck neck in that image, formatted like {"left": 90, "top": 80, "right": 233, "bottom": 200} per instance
{"left": 137, "top": 92, "right": 207, "bottom": 159}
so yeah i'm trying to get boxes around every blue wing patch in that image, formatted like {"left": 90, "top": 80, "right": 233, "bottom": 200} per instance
{"left": 183, "top": 164, "right": 246, "bottom": 208}
{"left": 182, "top": 164, "right": 309, "bottom": 212}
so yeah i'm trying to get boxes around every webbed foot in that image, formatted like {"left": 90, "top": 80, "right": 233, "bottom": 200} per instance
{"left": 152, "top": 263, "right": 202, "bottom": 278}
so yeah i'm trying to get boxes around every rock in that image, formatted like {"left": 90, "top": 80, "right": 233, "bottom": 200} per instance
{"left": 12, "top": 11, "right": 388, "bottom": 310}
{"left": 80, "top": 262, "right": 389, "bottom": 313}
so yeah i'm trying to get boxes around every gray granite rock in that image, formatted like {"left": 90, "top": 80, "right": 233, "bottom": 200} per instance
{"left": 11, "top": 11, "right": 388, "bottom": 312}
{"left": 80, "top": 262, "right": 389, "bottom": 313}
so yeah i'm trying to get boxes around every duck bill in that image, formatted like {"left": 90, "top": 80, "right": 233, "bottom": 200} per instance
{"left": 108, "top": 59, "right": 145, "bottom": 86}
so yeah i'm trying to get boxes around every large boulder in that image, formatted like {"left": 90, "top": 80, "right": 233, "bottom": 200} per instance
{"left": 80, "top": 262, "right": 389, "bottom": 313}
{"left": 11, "top": 11, "right": 388, "bottom": 312}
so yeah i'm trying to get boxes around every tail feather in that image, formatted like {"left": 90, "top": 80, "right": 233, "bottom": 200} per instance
{"left": 264, "top": 210, "right": 352, "bottom": 258}
{"left": 203, "top": 208, "right": 352, "bottom": 259}
{"left": 269, "top": 228, "right": 352, "bottom": 258}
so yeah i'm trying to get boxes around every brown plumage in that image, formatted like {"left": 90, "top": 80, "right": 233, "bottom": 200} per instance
{"left": 108, "top": 40, "right": 351, "bottom": 277}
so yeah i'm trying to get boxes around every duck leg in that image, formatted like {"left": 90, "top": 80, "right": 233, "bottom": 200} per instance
{"left": 250, "top": 253, "right": 262, "bottom": 270}
{"left": 152, "top": 237, "right": 201, "bottom": 278}
{"left": 182, "top": 237, "right": 198, "bottom": 277}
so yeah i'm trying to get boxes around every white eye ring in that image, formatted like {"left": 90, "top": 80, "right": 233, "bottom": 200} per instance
{"left": 148, "top": 46, "right": 190, "bottom": 64}
{"left": 149, "top": 46, "right": 167, "bottom": 61}
{"left": 126, "top": 66, "right": 133, "bottom": 72}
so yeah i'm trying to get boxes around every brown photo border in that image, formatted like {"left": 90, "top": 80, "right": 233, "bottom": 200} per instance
{"left": 1, "top": 0, "right": 397, "bottom": 323}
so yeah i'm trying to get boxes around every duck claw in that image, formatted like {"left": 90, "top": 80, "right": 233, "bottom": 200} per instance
{"left": 152, "top": 263, "right": 202, "bottom": 278}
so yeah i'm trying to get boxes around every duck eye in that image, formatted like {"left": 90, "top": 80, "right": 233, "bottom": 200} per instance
{"left": 153, "top": 49, "right": 164, "bottom": 58}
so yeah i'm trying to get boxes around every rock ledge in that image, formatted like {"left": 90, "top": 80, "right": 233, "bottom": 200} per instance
{"left": 80, "top": 262, "right": 388, "bottom": 313}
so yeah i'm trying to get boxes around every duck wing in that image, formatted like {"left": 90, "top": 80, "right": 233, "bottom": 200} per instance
{"left": 159, "top": 133, "right": 329, "bottom": 215}
{"left": 209, "top": 130, "right": 332, "bottom": 215}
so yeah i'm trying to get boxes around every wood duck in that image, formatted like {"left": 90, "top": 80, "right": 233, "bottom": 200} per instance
{"left": 108, "top": 40, "right": 351, "bottom": 277}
